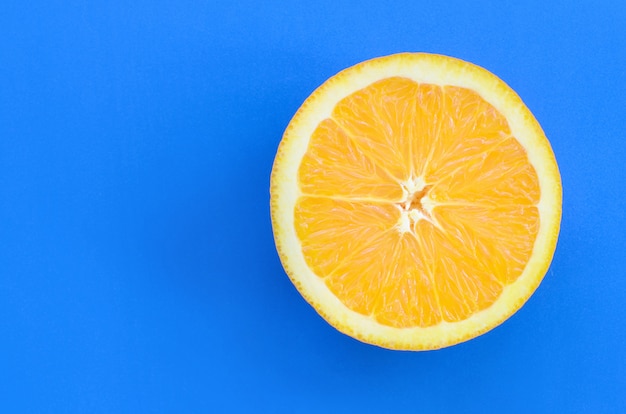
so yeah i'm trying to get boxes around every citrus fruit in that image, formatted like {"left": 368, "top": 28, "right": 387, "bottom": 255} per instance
{"left": 270, "top": 52, "right": 561, "bottom": 350}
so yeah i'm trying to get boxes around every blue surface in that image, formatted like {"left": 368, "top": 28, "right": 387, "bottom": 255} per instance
{"left": 1, "top": 1, "right": 625, "bottom": 412}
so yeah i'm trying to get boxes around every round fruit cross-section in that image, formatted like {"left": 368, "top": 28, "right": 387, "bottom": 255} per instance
{"left": 270, "top": 53, "right": 561, "bottom": 350}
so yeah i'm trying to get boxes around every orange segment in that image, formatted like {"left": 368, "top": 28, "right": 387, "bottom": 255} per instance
{"left": 429, "top": 137, "right": 541, "bottom": 206}
{"left": 422, "top": 86, "right": 512, "bottom": 183}
{"left": 418, "top": 218, "right": 505, "bottom": 322}
{"left": 298, "top": 119, "right": 403, "bottom": 201}
{"left": 410, "top": 83, "right": 447, "bottom": 177}
{"left": 433, "top": 204, "right": 540, "bottom": 285}
{"left": 294, "top": 197, "right": 399, "bottom": 284}
{"left": 270, "top": 53, "right": 562, "bottom": 350}
{"left": 331, "top": 77, "right": 419, "bottom": 182}
{"left": 369, "top": 231, "right": 442, "bottom": 328}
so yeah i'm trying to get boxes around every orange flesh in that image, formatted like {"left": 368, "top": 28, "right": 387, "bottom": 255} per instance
{"left": 295, "top": 77, "right": 540, "bottom": 328}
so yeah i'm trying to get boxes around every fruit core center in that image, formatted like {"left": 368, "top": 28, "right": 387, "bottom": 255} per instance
{"left": 403, "top": 185, "right": 431, "bottom": 213}
{"left": 396, "top": 178, "right": 435, "bottom": 233}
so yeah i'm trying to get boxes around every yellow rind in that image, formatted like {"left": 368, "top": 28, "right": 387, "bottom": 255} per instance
{"left": 270, "top": 52, "right": 562, "bottom": 350}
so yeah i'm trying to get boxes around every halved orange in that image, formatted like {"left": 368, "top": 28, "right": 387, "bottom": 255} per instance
{"left": 270, "top": 53, "right": 561, "bottom": 350}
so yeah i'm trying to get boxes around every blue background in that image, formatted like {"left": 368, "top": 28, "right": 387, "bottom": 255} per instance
{"left": 1, "top": 1, "right": 625, "bottom": 412}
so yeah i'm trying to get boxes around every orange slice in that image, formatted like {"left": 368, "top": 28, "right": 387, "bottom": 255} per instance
{"left": 270, "top": 53, "right": 562, "bottom": 350}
